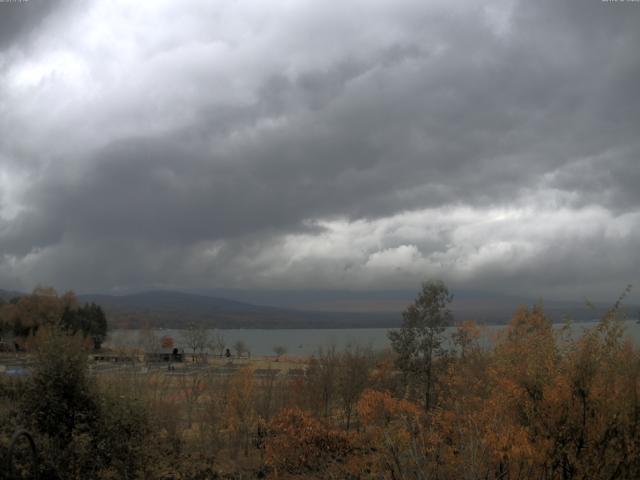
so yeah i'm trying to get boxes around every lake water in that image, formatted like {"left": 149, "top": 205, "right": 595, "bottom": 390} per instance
{"left": 106, "top": 320, "right": 640, "bottom": 357}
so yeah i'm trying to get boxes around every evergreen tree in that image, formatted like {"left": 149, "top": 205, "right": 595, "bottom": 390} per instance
{"left": 60, "top": 302, "right": 108, "bottom": 349}
{"left": 388, "top": 280, "right": 452, "bottom": 410}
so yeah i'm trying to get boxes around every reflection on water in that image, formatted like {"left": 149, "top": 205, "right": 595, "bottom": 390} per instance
{"left": 105, "top": 320, "right": 640, "bottom": 357}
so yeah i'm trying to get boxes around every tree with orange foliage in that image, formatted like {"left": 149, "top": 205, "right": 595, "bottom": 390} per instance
{"left": 265, "top": 407, "right": 353, "bottom": 475}
{"left": 161, "top": 335, "right": 174, "bottom": 349}
{"left": 0, "top": 287, "right": 108, "bottom": 348}
{"left": 0, "top": 287, "right": 72, "bottom": 338}
{"left": 355, "top": 389, "right": 427, "bottom": 479}
{"left": 225, "top": 367, "right": 257, "bottom": 458}
{"left": 452, "top": 319, "right": 483, "bottom": 358}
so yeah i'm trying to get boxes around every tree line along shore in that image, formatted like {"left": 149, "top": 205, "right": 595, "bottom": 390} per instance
{"left": 0, "top": 282, "right": 639, "bottom": 479}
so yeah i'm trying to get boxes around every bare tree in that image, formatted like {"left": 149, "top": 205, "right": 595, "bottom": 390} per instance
{"left": 306, "top": 345, "right": 338, "bottom": 417}
{"left": 256, "top": 369, "right": 278, "bottom": 421}
{"left": 200, "top": 374, "right": 229, "bottom": 454}
{"left": 226, "top": 367, "right": 256, "bottom": 458}
{"left": 234, "top": 339, "right": 248, "bottom": 358}
{"left": 338, "top": 345, "right": 372, "bottom": 430}
{"left": 178, "top": 370, "right": 206, "bottom": 428}
{"left": 208, "top": 331, "right": 226, "bottom": 357}
{"left": 138, "top": 324, "right": 160, "bottom": 364}
{"left": 182, "top": 323, "right": 210, "bottom": 363}
{"left": 273, "top": 345, "right": 287, "bottom": 361}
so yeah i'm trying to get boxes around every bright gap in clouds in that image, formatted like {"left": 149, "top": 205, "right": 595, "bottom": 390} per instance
{"left": 271, "top": 203, "right": 640, "bottom": 300}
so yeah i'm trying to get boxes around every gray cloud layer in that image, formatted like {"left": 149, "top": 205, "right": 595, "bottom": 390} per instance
{"left": 0, "top": 0, "right": 639, "bottom": 301}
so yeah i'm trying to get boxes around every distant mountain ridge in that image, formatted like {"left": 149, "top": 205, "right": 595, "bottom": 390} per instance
{"left": 184, "top": 288, "right": 637, "bottom": 323}
{"left": 77, "top": 290, "right": 400, "bottom": 329}
{"left": 78, "top": 289, "right": 639, "bottom": 329}
{"left": 1, "top": 288, "right": 637, "bottom": 329}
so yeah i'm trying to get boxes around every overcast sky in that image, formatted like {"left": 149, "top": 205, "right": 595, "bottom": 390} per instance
{"left": 0, "top": 0, "right": 639, "bottom": 301}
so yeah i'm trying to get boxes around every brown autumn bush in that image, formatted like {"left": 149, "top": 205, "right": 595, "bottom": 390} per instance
{"left": 265, "top": 407, "right": 354, "bottom": 475}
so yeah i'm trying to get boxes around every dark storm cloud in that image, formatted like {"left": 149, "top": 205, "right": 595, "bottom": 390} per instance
{"left": 0, "top": 0, "right": 61, "bottom": 50}
{"left": 0, "top": 0, "right": 639, "bottom": 298}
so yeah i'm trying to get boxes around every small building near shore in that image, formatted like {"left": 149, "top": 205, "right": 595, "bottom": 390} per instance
{"left": 91, "top": 351, "right": 140, "bottom": 363}
{"left": 145, "top": 347, "right": 183, "bottom": 363}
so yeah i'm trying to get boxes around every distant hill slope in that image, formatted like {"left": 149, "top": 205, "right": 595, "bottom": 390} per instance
{"left": 79, "top": 289, "right": 639, "bottom": 329}
{"left": 77, "top": 290, "right": 400, "bottom": 329}
{"left": 3, "top": 288, "right": 636, "bottom": 329}
{"left": 187, "top": 288, "right": 638, "bottom": 325}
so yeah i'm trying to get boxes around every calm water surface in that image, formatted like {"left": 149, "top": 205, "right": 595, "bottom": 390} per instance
{"left": 106, "top": 320, "right": 640, "bottom": 356}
